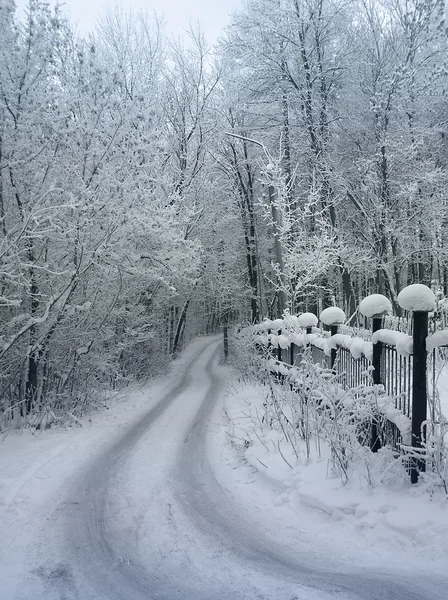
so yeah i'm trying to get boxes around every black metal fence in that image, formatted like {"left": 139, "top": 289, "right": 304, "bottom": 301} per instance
{"left": 380, "top": 344, "right": 412, "bottom": 418}
{"left": 248, "top": 302, "right": 448, "bottom": 483}
{"left": 335, "top": 347, "right": 370, "bottom": 390}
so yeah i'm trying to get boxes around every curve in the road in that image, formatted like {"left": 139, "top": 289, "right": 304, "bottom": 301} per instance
{"left": 173, "top": 348, "right": 443, "bottom": 600}
{"left": 58, "top": 338, "right": 446, "bottom": 600}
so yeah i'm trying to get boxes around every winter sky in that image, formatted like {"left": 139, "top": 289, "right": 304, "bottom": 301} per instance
{"left": 14, "top": 0, "right": 241, "bottom": 43}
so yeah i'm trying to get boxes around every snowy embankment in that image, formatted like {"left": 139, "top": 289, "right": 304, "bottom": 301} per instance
{"left": 222, "top": 379, "right": 448, "bottom": 570}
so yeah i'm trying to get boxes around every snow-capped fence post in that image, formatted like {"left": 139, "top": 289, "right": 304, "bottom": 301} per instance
{"left": 277, "top": 329, "right": 282, "bottom": 363}
{"left": 397, "top": 284, "right": 436, "bottom": 484}
{"left": 319, "top": 307, "right": 346, "bottom": 371}
{"left": 411, "top": 310, "right": 428, "bottom": 483}
{"left": 266, "top": 327, "right": 272, "bottom": 358}
{"left": 359, "top": 294, "right": 393, "bottom": 453}
{"left": 330, "top": 325, "right": 338, "bottom": 370}
{"left": 290, "top": 342, "right": 295, "bottom": 366}
{"left": 297, "top": 313, "right": 318, "bottom": 354}
{"left": 371, "top": 316, "right": 383, "bottom": 453}
{"left": 223, "top": 325, "right": 229, "bottom": 361}
{"left": 371, "top": 317, "right": 383, "bottom": 387}
{"left": 289, "top": 313, "right": 317, "bottom": 365}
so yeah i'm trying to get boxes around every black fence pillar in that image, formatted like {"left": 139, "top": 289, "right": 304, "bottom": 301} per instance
{"left": 277, "top": 329, "right": 282, "bottom": 362}
{"left": 267, "top": 328, "right": 273, "bottom": 358}
{"left": 330, "top": 324, "right": 338, "bottom": 370}
{"left": 305, "top": 326, "right": 312, "bottom": 354}
{"left": 223, "top": 325, "right": 229, "bottom": 361}
{"left": 371, "top": 316, "right": 383, "bottom": 453}
{"left": 290, "top": 343, "right": 295, "bottom": 365}
{"left": 411, "top": 311, "right": 428, "bottom": 484}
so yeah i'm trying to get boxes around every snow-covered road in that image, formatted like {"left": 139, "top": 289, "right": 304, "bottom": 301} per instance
{"left": 2, "top": 337, "right": 447, "bottom": 599}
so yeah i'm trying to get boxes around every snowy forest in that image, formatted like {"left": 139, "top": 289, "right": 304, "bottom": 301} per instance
{"left": 1, "top": 0, "right": 448, "bottom": 423}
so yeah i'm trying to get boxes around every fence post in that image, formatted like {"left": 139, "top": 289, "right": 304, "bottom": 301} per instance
{"left": 319, "top": 307, "right": 346, "bottom": 371}
{"left": 371, "top": 316, "right": 383, "bottom": 453}
{"left": 277, "top": 329, "right": 282, "bottom": 362}
{"left": 330, "top": 324, "right": 338, "bottom": 370}
{"left": 290, "top": 342, "right": 295, "bottom": 365}
{"left": 396, "top": 283, "right": 436, "bottom": 484}
{"left": 358, "top": 294, "right": 393, "bottom": 454}
{"left": 223, "top": 325, "right": 229, "bottom": 361}
{"left": 267, "top": 328, "right": 272, "bottom": 358}
{"left": 371, "top": 317, "right": 383, "bottom": 385}
{"left": 411, "top": 310, "right": 428, "bottom": 483}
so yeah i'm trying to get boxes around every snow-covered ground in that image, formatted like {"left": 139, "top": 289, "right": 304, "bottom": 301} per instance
{"left": 1, "top": 336, "right": 447, "bottom": 599}
{"left": 222, "top": 382, "right": 448, "bottom": 568}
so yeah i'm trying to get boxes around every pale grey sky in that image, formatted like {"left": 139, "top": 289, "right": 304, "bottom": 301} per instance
{"left": 14, "top": 0, "right": 242, "bottom": 43}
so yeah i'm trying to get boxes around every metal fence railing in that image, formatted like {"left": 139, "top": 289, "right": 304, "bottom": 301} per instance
{"left": 250, "top": 304, "right": 448, "bottom": 483}
{"left": 334, "top": 347, "right": 370, "bottom": 390}
{"left": 380, "top": 344, "right": 413, "bottom": 418}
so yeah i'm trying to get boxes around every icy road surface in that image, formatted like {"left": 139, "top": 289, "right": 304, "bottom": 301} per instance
{"left": 2, "top": 337, "right": 447, "bottom": 599}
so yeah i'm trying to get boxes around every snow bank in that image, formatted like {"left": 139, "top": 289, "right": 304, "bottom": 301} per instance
{"left": 426, "top": 329, "right": 448, "bottom": 352}
{"left": 359, "top": 294, "right": 392, "bottom": 318}
{"left": 397, "top": 284, "right": 436, "bottom": 312}
{"left": 297, "top": 312, "right": 318, "bottom": 328}
{"left": 372, "top": 329, "right": 413, "bottom": 356}
{"left": 320, "top": 307, "right": 346, "bottom": 326}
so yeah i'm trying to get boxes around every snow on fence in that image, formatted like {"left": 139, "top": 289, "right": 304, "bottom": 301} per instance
{"left": 243, "top": 285, "right": 448, "bottom": 484}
